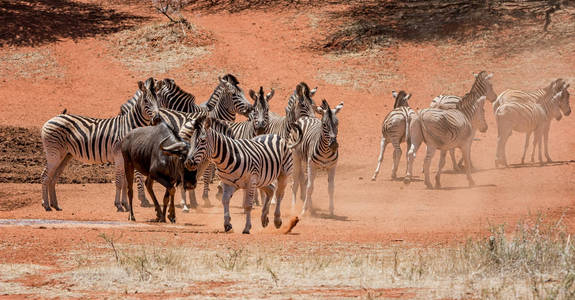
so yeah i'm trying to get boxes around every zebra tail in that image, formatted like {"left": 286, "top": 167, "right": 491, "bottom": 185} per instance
{"left": 404, "top": 111, "right": 411, "bottom": 148}
{"left": 287, "top": 123, "right": 303, "bottom": 149}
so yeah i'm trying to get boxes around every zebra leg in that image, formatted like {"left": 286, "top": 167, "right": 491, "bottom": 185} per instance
{"left": 423, "top": 146, "right": 436, "bottom": 189}
{"left": 495, "top": 124, "right": 511, "bottom": 167}
{"left": 180, "top": 187, "right": 189, "bottom": 213}
{"left": 391, "top": 140, "right": 402, "bottom": 180}
{"left": 462, "top": 144, "right": 475, "bottom": 187}
{"left": 253, "top": 189, "right": 260, "bottom": 207}
{"left": 113, "top": 153, "right": 127, "bottom": 212}
{"left": 301, "top": 161, "right": 317, "bottom": 216}
{"left": 42, "top": 152, "right": 71, "bottom": 211}
{"left": 221, "top": 183, "right": 236, "bottom": 232}
{"left": 449, "top": 149, "right": 459, "bottom": 171}
{"left": 405, "top": 121, "right": 423, "bottom": 183}
{"left": 543, "top": 126, "right": 552, "bottom": 163}
{"left": 521, "top": 132, "right": 531, "bottom": 165}
{"left": 135, "top": 171, "right": 151, "bottom": 207}
{"left": 435, "top": 150, "right": 447, "bottom": 189}
{"left": 260, "top": 185, "right": 274, "bottom": 228}
{"left": 371, "top": 137, "right": 387, "bottom": 181}
{"left": 327, "top": 166, "right": 336, "bottom": 216}
{"left": 124, "top": 160, "right": 136, "bottom": 221}
{"left": 203, "top": 166, "right": 214, "bottom": 208}
{"left": 536, "top": 131, "right": 544, "bottom": 165}
{"left": 273, "top": 175, "right": 287, "bottom": 228}
{"left": 291, "top": 154, "right": 304, "bottom": 209}
{"left": 145, "top": 177, "right": 163, "bottom": 222}
{"left": 168, "top": 187, "right": 176, "bottom": 223}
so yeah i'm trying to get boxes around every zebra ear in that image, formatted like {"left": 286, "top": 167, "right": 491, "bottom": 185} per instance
{"left": 473, "top": 73, "right": 478, "bottom": 78}
{"left": 486, "top": 73, "right": 493, "bottom": 80}
{"left": 249, "top": 89, "right": 257, "bottom": 101}
{"left": 310, "top": 87, "right": 318, "bottom": 97}
{"left": 266, "top": 89, "right": 275, "bottom": 101}
{"left": 296, "top": 84, "right": 304, "bottom": 99}
{"left": 334, "top": 102, "right": 344, "bottom": 114}
{"left": 138, "top": 81, "right": 145, "bottom": 92}
{"left": 204, "top": 117, "right": 213, "bottom": 130}
{"left": 392, "top": 90, "right": 398, "bottom": 99}
{"left": 405, "top": 94, "right": 412, "bottom": 101}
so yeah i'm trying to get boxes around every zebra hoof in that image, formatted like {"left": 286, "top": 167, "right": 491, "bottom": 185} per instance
{"left": 116, "top": 206, "right": 125, "bottom": 212}
{"left": 140, "top": 201, "right": 153, "bottom": 208}
{"left": 242, "top": 229, "right": 250, "bottom": 234}
{"left": 274, "top": 218, "right": 282, "bottom": 229}
{"left": 371, "top": 176, "right": 377, "bottom": 181}
{"left": 168, "top": 216, "right": 176, "bottom": 223}
{"left": 43, "top": 205, "right": 51, "bottom": 212}
{"left": 403, "top": 177, "right": 410, "bottom": 184}
{"left": 425, "top": 182, "right": 434, "bottom": 189}
{"left": 128, "top": 215, "right": 136, "bottom": 222}
{"left": 224, "top": 224, "right": 233, "bottom": 232}
{"left": 261, "top": 216, "right": 269, "bottom": 228}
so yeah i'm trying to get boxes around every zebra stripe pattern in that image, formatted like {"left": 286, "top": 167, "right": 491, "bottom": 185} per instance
{"left": 405, "top": 71, "right": 493, "bottom": 189}
{"left": 495, "top": 80, "right": 570, "bottom": 166}
{"left": 292, "top": 99, "right": 344, "bottom": 216}
{"left": 371, "top": 90, "right": 414, "bottom": 180}
{"left": 40, "top": 78, "right": 161, "bottom": 211}
{"left": 182, "top": 116, "right": 302, "bottom": 234}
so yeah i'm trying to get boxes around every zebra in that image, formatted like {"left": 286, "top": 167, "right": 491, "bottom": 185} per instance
{"left": 40, "top": 78, "right": 161, "bottom": 211}
{"left": 405, "top": 84, "right": 489, "bottom": 189}
{"left": 284, "top": 82, "right": 318, "bottom": 120}
{"left": 371, "top": 90, "right": 414, "bottom": 181}
{"left": 493, "top": 78, "right": 569, "bottom": 165}
{"left": 495, "top": 81, "right": 570, "bottom": 167}
{"left": 128, "top": 75, "right": 254, "bottom": 210}
{"left": 292, "top": 99, "right": 344, "bottom": 216}
{"left": 182, "top": 115, "right": 303, "bottom": 234}
{"left": 428, "top": 72, "right": 498, "bottom": 171}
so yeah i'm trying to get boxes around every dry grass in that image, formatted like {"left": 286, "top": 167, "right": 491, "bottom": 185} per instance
{"left": 105, "top": 21, "right": 213, "bottom": 74}
{"left": 0, "top": 49, "right": 63, "bottom": 80}
{"left": 32, "top": 216, "right": 573, "bottom": 298}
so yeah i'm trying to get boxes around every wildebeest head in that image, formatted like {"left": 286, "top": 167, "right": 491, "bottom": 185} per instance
{"left": 160, "top": 134, "right": 197, "bottom": 190}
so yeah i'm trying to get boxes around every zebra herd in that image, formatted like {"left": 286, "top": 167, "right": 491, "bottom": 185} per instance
{"left": 40, "top": 74, "right": 343, "bottom": 233}
{"left": 371, "top": 71, "right": 571, "bottom": 189}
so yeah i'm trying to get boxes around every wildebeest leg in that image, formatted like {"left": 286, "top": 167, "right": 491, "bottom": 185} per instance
{"left": 221, "top": 183, "right": 236, "bottom": 232}
{"left": 371, "top": 136, "right": 387, "bottom": 180}
{"left": 435, "top": 150, "right": 447, "bottom": 189}
{"left": 124, "top": 159, "right": 136, "bottom": 221}
{"left": 521, "top": 132, "right": 531, "bottom": 164}
{"left": 160, "top": 188, "right": 171, "bottom": 223}
{"left": 168, "top": 187, "right": 176, "bottom": 223}
{"left": 327, "top": 166, "right": 336, "bottom": 216}
{"left": 423, "top": 146, "right": 436, "bottom": 189}
{"left": 260, "top": 185, "right": 274, "bottom": 228}
{"left": 145, "top": 177, "right": 163, "bottom": 222}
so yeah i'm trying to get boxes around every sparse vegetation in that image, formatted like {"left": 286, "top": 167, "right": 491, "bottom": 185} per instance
{"left": 105, "top": 21, "right": 213, "bottom": 73}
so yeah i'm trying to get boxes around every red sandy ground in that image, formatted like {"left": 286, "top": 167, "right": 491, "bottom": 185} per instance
{"left": 0, "top": 1, "right": 575, "bottom": 298}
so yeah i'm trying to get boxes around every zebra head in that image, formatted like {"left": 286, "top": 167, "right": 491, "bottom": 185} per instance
{"left": 218, "top": 74, "right": 253, "bottom": 117}
{"left": 295, "top": 82, "right": 318, "bottom": 118}
{"left": 473, "top": 71, "right": 497, "bottom": 103}
{"left": 316, "top": 99, "right": 344, "bottom": 151}
{"left": 182, "top": 115, "right": 211, "bottom": 172}
{"left": 249, "top": 86, "right": 274, "bottom": 135}
{"left": 471, "top": 95, "right": 488, "bottom": 133}
{"left": 391, "top": 90, "right": 411, "bottom": 109}
{"left": 137, "top": 78, "right": 162, "bottom": 125}
{"left": 558, "top": 82, "right": 571, "bottom": 117}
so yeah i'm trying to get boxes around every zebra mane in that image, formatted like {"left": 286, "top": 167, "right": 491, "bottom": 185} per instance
{"left": 161, "top": 78, "right": 196, "bottom": 103}
{"left": 222, "top": 74, "right": 240, "bottom": 86}
{"left": 208, "top": 117, "right": 235, "bottom": 137}
{"left": 393, "top": 91, "right": 409, "bottom": 109}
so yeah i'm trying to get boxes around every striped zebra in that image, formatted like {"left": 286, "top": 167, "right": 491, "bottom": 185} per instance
{"left": 284, "top": 82, "right": 318, "bottom": 120}
{"left": 429, "top": 72, "right": 498, "bottom": 170}
{"left": 371, "top": 90, "right": 414, "bottom": 181}
{"left": 182, "top": 116, "right": 303, "bottom": 234}
{"left": 292, "top": 99, "right": 344, "bottom": 216}
{"left": 129, "top": 75, "right": 254, "bottom": 210}
{"left": 492, "top": 79, "right": 568, "bottom": 165}
{"left": 40, "top": 78, "right": 161, "bottom": 211}
{"left": 405, "top": 79, "right": 490, "bottom": 189}
{"left": 495, "top": 81, "right": 570, "bottom": 167}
